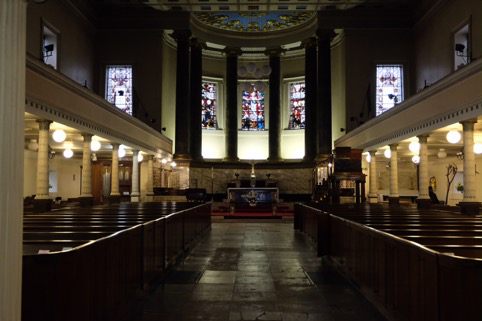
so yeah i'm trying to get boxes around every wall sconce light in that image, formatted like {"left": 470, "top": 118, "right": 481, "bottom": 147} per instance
{"left": 52, "top": 129, "right": 66, "bottom": 143}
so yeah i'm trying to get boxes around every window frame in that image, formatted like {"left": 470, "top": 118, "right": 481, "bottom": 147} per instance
{"left": 40, "top": 19, "right": 60, "bottom": 70}
{"left": 104, "top": 64, "right": 134, "bottom": 115}
{"left": 374, "top": 63, "right": 405, "bottom": 116}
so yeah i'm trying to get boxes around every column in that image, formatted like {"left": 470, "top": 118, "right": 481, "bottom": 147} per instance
{"left": 389, "top": 144, "right": 399, "bottom": 205}
{"left": 459, "top": 119, "right": 480, "bottom": 214}
{"left": 110, "top": 143, "right": 120, "bottom": 200}
{"left": 146, "top": 155, "right": 154, "bottom": 199}
{"left": 80, "top": 133, "right": 94, "bottom": 206}
{"left": 317, "top": 29, "right": 335, "bottom": 158}
{"left": 35, "top": 120, "right": 52, "bottom": 201}
{"left": 131, "top": 150, "right": 140, "bottom": 202}
{"left": 172, "top": 30, "right": 192, "bottom": 161}
{"left": 224, "top": 47, "right": 240, "bottom": 161}
{"left": 0, "top": 1, "right": 26, "bottom": 319}
{"left": 267, "top": 48, "right": 281, "bottom": 161}
{"left": 368, "top": 150, "right": 378, "bottom": 203}
{"left": 190, "top": 38, "right": 203, "bottom": 161}
{"left": 417, "top": 135, "right": 431, "bottom": 208}
{"left": 303, "top": 38, "right": 317, "bottom": 162}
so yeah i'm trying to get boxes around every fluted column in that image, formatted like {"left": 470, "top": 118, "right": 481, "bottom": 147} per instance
{"left": 110, "top": 144, "right": 120, "bottom": 197}
{"left": 368, "top": 150, "right": 378, "bottom": 203}
{"left": 459, "top": 119, "right": 480, "bottom": 214}
{"left": 303, "top": 38, "right": 317, "bottom": 162}
{"left": 417, "top": 135, "right": 430, "bottom": 207}
{"left": 131, "top": 150, "right": 140, "bottom": 202}
{"left": 224, "top": 47, "right": 240, "bottom": 161}
{"left": 389, "top": 144, "right": 399, "bottom": 204}
{"left": 80, "top": 133, "right": 93, "bottom": 197}
{"left": 267, "top": 49, "right": 281, "bottom": 161}
{"left": 0, "top": 1, "right": 26, "bottom": 319}
{"left": 190, "top": 38, "right": 203, "bottom": 161}
{"left": 146, "top": 155, "right": 154, "bottom": 197}
{"left": 317, "top": 29, "right": 335, "bottom": 158}
{"left": 35, "top": 120, "right": 52, "bottom": 199}
{"left": 172, "top": 30, "right": 192, "bottom": 161}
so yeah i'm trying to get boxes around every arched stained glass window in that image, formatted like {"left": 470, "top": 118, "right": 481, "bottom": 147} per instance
{"left": 376, "top": 64, "right": 404, "bottom": 116}
{"left": 201, "top": 81, "right": 218, "bottom": 129}
{"left": 105, "top": 65, "right": 133, "bottom": 115}
{"left": 288, "top": 81, "right": 305, "bottom": 129}
{"left": 241, "top": 83, "right": 265, "bottom": 131}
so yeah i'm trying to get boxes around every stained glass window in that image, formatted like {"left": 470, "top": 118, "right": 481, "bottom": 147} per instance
{"left": 376, "top": 64, "right": 403, "bottom": 116}
{"left": 241, "top": 83, "right": 265, "bottom": 131}
{"left": 201, "top": 81, "right": 218, "bottom": 129}
{"left": 288, "top": 81, "right": 305, "bottom": 129}
{"left": 105, "top": 65, "right": 133, "bottom": 115}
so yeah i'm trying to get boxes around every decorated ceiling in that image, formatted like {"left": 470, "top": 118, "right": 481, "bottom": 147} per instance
{"left": 193, "top": 12, "right": 315, "bottom": 33}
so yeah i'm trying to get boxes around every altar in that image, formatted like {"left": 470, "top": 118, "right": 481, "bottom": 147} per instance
{"left": 227, "top": 187, "right": 279, "bottom": 213}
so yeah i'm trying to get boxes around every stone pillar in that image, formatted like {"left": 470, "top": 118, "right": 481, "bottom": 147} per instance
{"left": 459, "top": 119, "right": 480, "bottom": 214}
{"left": 389, "top": 144, "right": 399, "bottom": 205}
{"left": 80, "top": 133, "right": 94, "bottom": 206}
{"left": 146, "top": 155, "right": 154, "bottom": 200}
{"left": 368, "top": 150, "right": 378, "bottom": 203}
{"left": 224, "top": 47, "right": 240, "bottom": 161}
{"left": 0, "top": 1, "right": 26, "bottom": 319}
{"left": 35, "top": 119, "right": 52, "bottom": 211}
{"left": 317, "top": 29, "right": 335, "bottom": 158}
{"left": 172, "top": 30, "right": 192, "bottom": 161}
{"left": 131, "top": 150, "right": 140, "bottom": 202}
{"left": 110, "top": 143, "right": 120, "bottom": 201}
{"left": 303, "top": 38, "right": 317, "bottom": 162}
{"left": 267, "top": 49, "right": 281, "bottom": 161}
{"left": 417, "top": 135, "right": 431, "bottom": 208}
{"left": 190, "top": 38, "right": 203, "bottom": 161}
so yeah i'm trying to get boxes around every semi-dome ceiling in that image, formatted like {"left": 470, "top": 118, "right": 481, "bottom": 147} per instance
{"left": 192, "top": 12, "right": 315, "bottom": 33}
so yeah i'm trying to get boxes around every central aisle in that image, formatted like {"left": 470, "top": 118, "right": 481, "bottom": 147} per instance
{"left": 141, "top": 220, "right": 386, "bottom": 321}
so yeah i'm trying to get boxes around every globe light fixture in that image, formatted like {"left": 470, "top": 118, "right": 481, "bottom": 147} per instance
{"left": 412, "top": 155, "right": 420, "bottom": 164}
{"left": 52, "top": 129, "right": 66, "bottom": 143}
{"left": 365, "top": 153, "right": 371, "bottom": 163}
{"left": 446, "top": 130, "right": 461, "bottom": 144}
{"left": 161, "top": 158, "right": 168, "bottom": 165}
{"left": 90, "top": 139, "right": 101, "bottom": 152}
{"left": 137, "top": 153, "right": 144, "bottom": 162}
{"left": 474, "top": 143, "right": 482, "bottom": 154}
{"left": 118, "top": 147, "right": 126, "bottom": 158}
{"left": 171, "top": 161, "right": 177, "bottom": 168}
{"left": 408, "top": 141, "right": 420, "bottom": 154}
{"left": 437, "top": 148, "right": 447, "bottom": 158}
{"left": 384, "top": 148, "right": 391, "bottom": 159}
{"left": 63, "top": 148, "right": 73, "bottom": 158}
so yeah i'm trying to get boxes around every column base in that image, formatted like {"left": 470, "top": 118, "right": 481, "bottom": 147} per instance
{"left": 388, "top": 197, "right": 400, "bottom": 205}
{"left": 79, "top": 196, "right": 94, "bottom": 207}
{"left": 173, "top": 153, "right": 192, "bottom": 161}
{"left": 368, "top": 194, "right": 378, "bottom": 204}
{"left": 33, "top": 199, "right": 53, "bottom": 212}
{"left": 458, "top": 202, "right": 481, "bottom": 215}
{"left": 131, "top": 195, "right": 140, "bottom": 203}
{"left": 416, "top": 198, "right": 432, "bottom": 209}
{"left": 108, "top": 195, "right": 121, "bottom": 204}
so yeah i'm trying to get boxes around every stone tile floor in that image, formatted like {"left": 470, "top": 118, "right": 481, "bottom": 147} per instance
{"left": 140, "top": 220, "right": 387, "bottom": 321}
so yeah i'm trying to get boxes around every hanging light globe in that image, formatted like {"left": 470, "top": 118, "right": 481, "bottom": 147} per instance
{"left": 408, "top": 141, "right": 420, "bottom": 154}
{"left": 63, "top": 148, "right": 73, "bottom": 159}
{"left": 474, "top": 143, "right": 482, "bottom": 154}
{"left": 171, "top": 161, "right": 177, "bottom": 168}
{"left": 437, "top": 148, "right": 447, "bottom": 158}
{"left": 365, "top": 153, "right": 371, "bottom": 163}
{"left": 384, "top": 148, "right": 391, "bottom": 159}
{"left": 137, "top": 153, "right": 144, "bottom": 162}
{"left": 118, "top": 147, "right": 126, "bottom": 158}
{"left": 446, "top": 130, "right": 461, "bottom": 144}
{"left": 52, "top": 129, "right": 66, "bottom": 143}
{"left": 90, "top": 140, "right": 101, "bottom": 152}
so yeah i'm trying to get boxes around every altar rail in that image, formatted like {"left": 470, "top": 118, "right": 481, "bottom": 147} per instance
{"left": 22, "top": 202, "right": 211, "bottom": 321}
{"left": 294, "top": 203, "right": 482, "bottom": 321}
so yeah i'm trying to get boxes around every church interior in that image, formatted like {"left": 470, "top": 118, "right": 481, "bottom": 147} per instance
{"left": 1, "top": 0, "right": 482, "bottom": 320}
